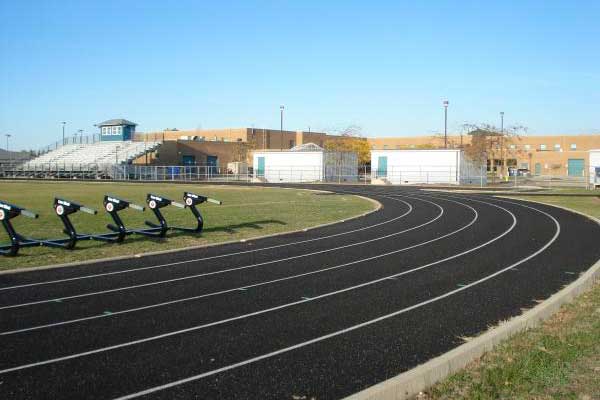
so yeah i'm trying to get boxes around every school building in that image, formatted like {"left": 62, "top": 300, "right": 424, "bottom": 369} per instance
{"left": 366, "top": 134, "right": 600, "bottom": 177}
{"left": 133, "top": 128, "right": 347, "bottom": 170}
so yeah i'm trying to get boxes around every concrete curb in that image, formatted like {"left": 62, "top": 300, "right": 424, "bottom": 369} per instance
{"left": 345, "top": 201, "right": 600, "bottom": 400}
{"left": 0, "top": 190, "right": 381, "bottom": 275}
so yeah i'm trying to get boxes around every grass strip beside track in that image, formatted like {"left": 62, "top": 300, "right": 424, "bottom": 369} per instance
{"left": 417, "top": 194, "right": 600, "bottom": 400}
{"left": 0, "top": 181, "right": 375, "bottom": 270}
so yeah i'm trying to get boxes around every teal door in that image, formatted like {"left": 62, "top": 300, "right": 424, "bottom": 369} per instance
{"left": 534, "top": 163, "right": 541, "bottom": 175}
{"left": 567, "top": 159, "right": 584, "bottom": 177}
{"left": 182, "top": 155, "right": 195, "bottom": 165}
{"left": 207, "top": 156, "right": 218, "bottom": 174}
{"left": 257, "top": 157, "right": 265, "bottom": 177}
{"left": 377, "top": 156, "right": 387, "bottom": 177}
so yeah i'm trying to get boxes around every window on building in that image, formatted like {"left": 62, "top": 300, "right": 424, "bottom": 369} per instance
{"left": 524, "top": 144, "right": 531, "bottom": 150}
{"left": 540, "top": 144, "right": 547, "bottom": 151}
{"left": 554, "top": 144, "right": 561, "bottom": 151}
{"left": 509, "top": 144, "right": 516, "bottom": 150}
{"left": 570, "top": 143, "right": 577, "bottom": 150}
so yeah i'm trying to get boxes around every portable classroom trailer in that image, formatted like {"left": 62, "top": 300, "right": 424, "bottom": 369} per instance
{"left": 252, "top": 143, "right": 358, "bottom": 183}
{"left": 590, "top": 149, "right": 600, "bottom": 188}
{"left": 370, "top": 149, "right": 486, "bottom": 185}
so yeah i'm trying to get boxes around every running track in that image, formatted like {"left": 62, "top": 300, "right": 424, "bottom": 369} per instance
{"left": 0, "top": 185, "right": 599, "bottom": 399}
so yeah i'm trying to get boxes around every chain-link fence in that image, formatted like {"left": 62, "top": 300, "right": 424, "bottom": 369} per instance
{"left": 1, "top": 162, "right": 597, "bottom": 188}
{"left": 372, "top": 165, "right": 487, "bottom": 186}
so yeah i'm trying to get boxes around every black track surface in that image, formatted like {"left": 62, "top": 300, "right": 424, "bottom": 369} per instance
{"left": 0, "top": 185, "right": 598, "bottom": 400}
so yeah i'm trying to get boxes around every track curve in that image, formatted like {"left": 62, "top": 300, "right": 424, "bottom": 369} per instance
{"left": 0, "top": 185, "right": 598, "bottom": 400}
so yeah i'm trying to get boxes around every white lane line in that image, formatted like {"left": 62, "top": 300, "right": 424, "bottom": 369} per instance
{"left": 0, "top": 198, "right": 513, "bottom": 373}
{"left": 0, "top": 198, "right": 443, "bottom": 336}
{"left": 113, "top": 202, "right": 559, "bottom": 400}
{"left": 0, "top": 197, "right": 439, "bottom": 311}
{"left": 0, "top": 191, "right": 411, "bottom": 292}
{"left": 0, "top": 197, "right": 450, "bottom": 333}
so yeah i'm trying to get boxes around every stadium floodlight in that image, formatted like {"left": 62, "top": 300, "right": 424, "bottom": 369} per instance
{"left": 280, "top": 105, "right": 285, "bottom": 150}
{"left": 4, "top": 134, "right": 11, "bottom": 163}
{"left": 443, "top": 100, "right": 449, "bottom": 149}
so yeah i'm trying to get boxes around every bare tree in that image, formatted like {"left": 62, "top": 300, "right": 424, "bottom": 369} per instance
{"left": 463, "top": 122, "right": 527, "bottom": 184}
{"left": 326, "top": 124, "right": 364, "bottom": 137}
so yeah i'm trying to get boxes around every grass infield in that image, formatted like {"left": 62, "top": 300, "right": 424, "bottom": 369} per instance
{"left": 0, "top": 181, "right": 375, "bottom": 271}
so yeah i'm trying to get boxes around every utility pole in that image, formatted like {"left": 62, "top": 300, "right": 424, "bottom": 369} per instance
{"left": 443, "top": 100, "right": 449, "bottom": 148}
{"left": 280, "top": 105, "right": 285, "bottom": 150}
{"left": 62, "top": 121, "right": 66, "bottom": 145}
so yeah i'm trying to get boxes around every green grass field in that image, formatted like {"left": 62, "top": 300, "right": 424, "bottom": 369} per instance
{"left": 420, "top": 194, "right": 600, "bottom": 400}
{"left": 0, "top": 181, "right": 375, "bottom": 270}
{"left": 511, "top": 195, "right": 600, "bottom": 219}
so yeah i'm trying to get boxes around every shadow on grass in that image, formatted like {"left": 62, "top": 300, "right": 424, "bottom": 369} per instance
{"left": 0, "top": 219, "right": 288, "bottom": 254}
{"left": 314, "top": 192, "right": 346, "bottom": 196}
{"left": 201, "top": 219, "right": 287, "bottom": 234}
{"left": 0, "top": 218, "right": 290, "bottom": 269}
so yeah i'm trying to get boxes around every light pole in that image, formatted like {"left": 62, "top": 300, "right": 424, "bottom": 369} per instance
{"left": 443, "top": 100, "right": 449, "bottom": 148}
{"left": 500, "top": 111, "right": 505, "bottom": 179}
{"left": 78, "top": 129, "right": 83, "bottom": 144}
{"left": 62, "top": 121, "right": 66, "bottom": 145}
{"left": 5, "top": 134, "right": 11, "bottom": 164}
{"left": 280, "top": 105, "right": 284, "bottom": 150}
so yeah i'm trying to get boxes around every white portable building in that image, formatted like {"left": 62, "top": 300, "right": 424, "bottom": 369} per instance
{"left": 370, "top": 149, "right": 485, "bottom": 185}
{"left": 252, "top": 143, "right": 358, "bottom": 183}
{"left": 590, "top": 149, "right": 600, "bottom": 188}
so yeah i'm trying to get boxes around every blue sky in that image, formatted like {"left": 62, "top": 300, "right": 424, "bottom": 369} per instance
{"left": 1, "top": 0, "right": 599, "bottom": 150}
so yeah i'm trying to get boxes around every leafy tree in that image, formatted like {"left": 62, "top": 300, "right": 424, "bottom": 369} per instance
{"left": 323, "top": 125, "right": 371, "bottom": 164}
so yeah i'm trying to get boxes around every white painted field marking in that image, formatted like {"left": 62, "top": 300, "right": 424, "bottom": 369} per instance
{"left": 0, "top": 197, "right": 515, "bottom": 373}
{"left": 0, "top": 191, "right": 412, "bottom": 292}
{"left": 0, "top": 197, "right": 437, "bottom": 311}
{"left": 111, "top": 200, "right": 559, "bottom": 400}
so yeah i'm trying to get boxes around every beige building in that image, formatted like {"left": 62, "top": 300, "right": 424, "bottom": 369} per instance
{"left": 132, "top": 126, "right": 599, "bottom": 177}
{"left": 133, "top": 128, "right": 346, "bottom": 169}
{"left": 367, "top": 134, "right": 600, "bottom": 177}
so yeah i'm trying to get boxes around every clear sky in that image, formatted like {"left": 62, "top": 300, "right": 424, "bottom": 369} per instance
{"left": 1, "top": 0, "right": 599, "bottom": 150}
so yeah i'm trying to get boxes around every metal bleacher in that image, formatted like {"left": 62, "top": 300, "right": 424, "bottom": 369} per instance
{"left": 10, "top": 141, "right": 161, "bottom": 179}
{"left": 25, "top": 141, "right": 160, "bottom": 166}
